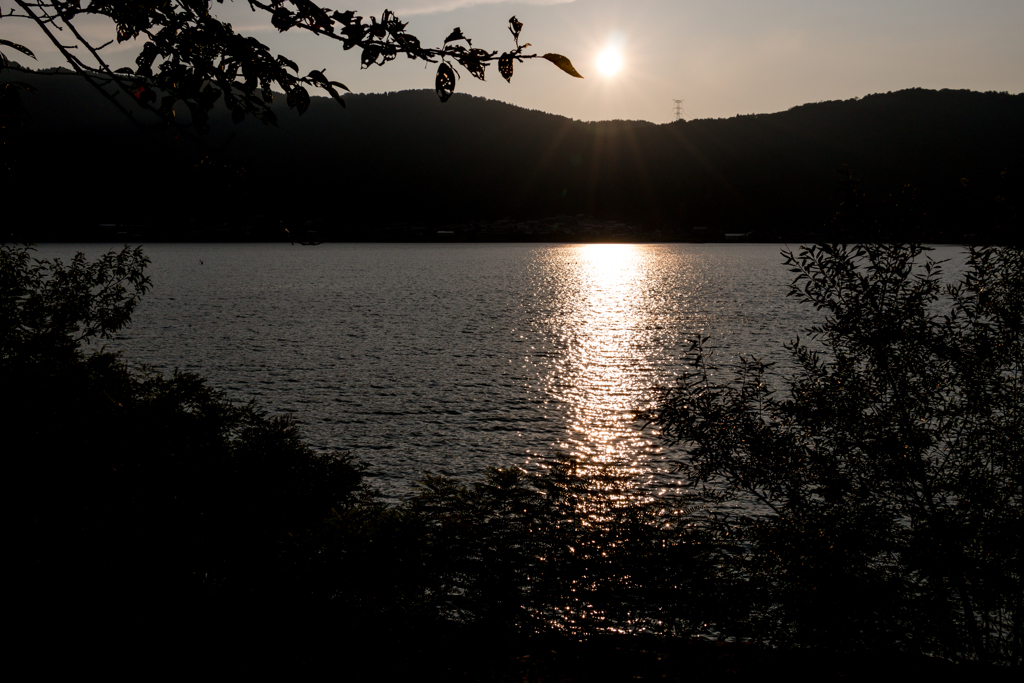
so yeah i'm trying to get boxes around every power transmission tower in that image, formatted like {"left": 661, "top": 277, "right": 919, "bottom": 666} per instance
{"left": 672, "top": 99, "right": 685, "bottom": 121}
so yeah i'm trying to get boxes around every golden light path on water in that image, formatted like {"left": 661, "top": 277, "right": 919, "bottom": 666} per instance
{"left": 50, "top": 241, "right": 842, "bottom": 502}
{"left": 537, "top": 244, "right": 671, "bottom": 491}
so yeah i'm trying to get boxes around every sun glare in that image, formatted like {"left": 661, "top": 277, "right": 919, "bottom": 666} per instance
{"left": 596, "top": 48, "right": 622, "bottom": 77}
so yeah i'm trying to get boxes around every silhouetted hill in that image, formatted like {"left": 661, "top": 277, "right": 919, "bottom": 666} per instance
{"left": 3, "top": 67, "right": 1021, "bottom": 242}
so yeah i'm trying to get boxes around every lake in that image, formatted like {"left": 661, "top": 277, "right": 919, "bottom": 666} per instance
{"left": 34, "top": 243, "right": 967, "bottom": 500}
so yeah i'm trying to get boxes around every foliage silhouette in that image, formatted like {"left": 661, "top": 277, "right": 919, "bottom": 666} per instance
{"left": 0, "top": 244, "right": 150, "bottom": 362}
{"left": 406, "top": 463, "right": 723, "bottom": 637}
{"left": 8, "top": 2, "right": 581, "bottom": 132}
{"left": 3, "top": 244, "right": 369, "bottom": 665}
{"left": 639, "top": 243, "right": 1023, "bottom": 665}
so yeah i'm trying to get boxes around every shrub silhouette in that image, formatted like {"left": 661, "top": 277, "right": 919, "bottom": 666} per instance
{"left": 640, "top": 243, "right": 1023, "bottom": 665}
{"left": 4, "top": 244, "right": 366, "bottom": 665}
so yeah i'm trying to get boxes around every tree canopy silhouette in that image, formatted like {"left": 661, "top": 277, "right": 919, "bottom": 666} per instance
{"left": 640, "top": 244, "right": 1023, "bottom": 665}
{"left": 3, "top": 243, "right": 372, "bottom": 670}
{"left": 5, "top": 1, "right": 582, "bottom": 132}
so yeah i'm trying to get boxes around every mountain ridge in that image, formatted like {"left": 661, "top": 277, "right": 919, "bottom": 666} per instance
{"left": 3, "top": 67, "right": 1021, "bottom": 243}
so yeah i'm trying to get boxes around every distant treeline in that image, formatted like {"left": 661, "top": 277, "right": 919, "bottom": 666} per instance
{"left": 3, "top": 66, "right": 1022, "bottom": 243}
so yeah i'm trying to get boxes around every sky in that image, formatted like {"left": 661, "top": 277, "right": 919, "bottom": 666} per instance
{"left": 5, "top": 0, "right": 1023, "bottom": 123}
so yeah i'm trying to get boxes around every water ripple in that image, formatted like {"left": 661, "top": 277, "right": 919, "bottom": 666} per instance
{"left": 38, "top": 243, "right": 966, "bottom": 501}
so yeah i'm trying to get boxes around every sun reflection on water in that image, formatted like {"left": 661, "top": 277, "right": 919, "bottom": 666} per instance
{"left": 540, "top": 244, "right": 668, "bottom": 490}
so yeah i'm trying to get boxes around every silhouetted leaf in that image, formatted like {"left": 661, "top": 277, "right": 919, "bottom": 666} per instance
{"left": 278, "top": 55, "right": 299, "bottom": 72}
{"left": 287, "top": 85, "right": 310, "bottom": 115}
{"left": 369, "top": 16, "right": 386, "bottom": 39}
{"left": 114, "top": 67, "right": 134, "bottom": 75}
{"left": 271, "top": 9, "right": 293, "bottom": 32}
{"left": 542, "top": 53, "right": 584, "bottom": 78}
{"left": 458, "top": 49, "right": 489, "bottom": 81}
{"left": 435, "top": 62, "right": 456, "bottom": 103}
{"left": 324, "top": 84, "right": 347, "bottom": 109}
{"left": 332, "top": 10, "right": 358, "bottom": 25}
{"left": 361, "top": 45, "right": 381, "bottom": 68}
{"left": 257, "top": 107, "right": 277, "bottom": 126}
{"left": 444, "top": 28, "right": 470, "bottom": 45}
{"left": 395, "top": 33, "right": 421, "bottom": 51}
{"left": 135, "top": 43, "right": 157, "bottom": 78}
{"left": 0, "top": 39, "right": 36, "bottom": 60}
{"left": 340, "top": 21, "right": 366, "bottom": 48}
{"left": 499, "top": 53, "right": 514, "bottom": 83}
{"left": 116, "top": 23, "right": 136, "bottom": 43}
{"left": 509, "top": 16, "right": 523, "bottom": 44}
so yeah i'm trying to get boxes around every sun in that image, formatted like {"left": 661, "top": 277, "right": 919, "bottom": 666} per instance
{"left": 596, "top": 48, "right": 623, "bottom": 77}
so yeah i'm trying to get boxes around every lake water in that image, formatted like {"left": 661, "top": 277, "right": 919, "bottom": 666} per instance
{"left": 35, "top": 243, "right": 968, "bottom": 500}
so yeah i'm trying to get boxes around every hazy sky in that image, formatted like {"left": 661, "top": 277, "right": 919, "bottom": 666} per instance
{"left": 7, "top": 1, "right": 1023, "bottom": 122}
